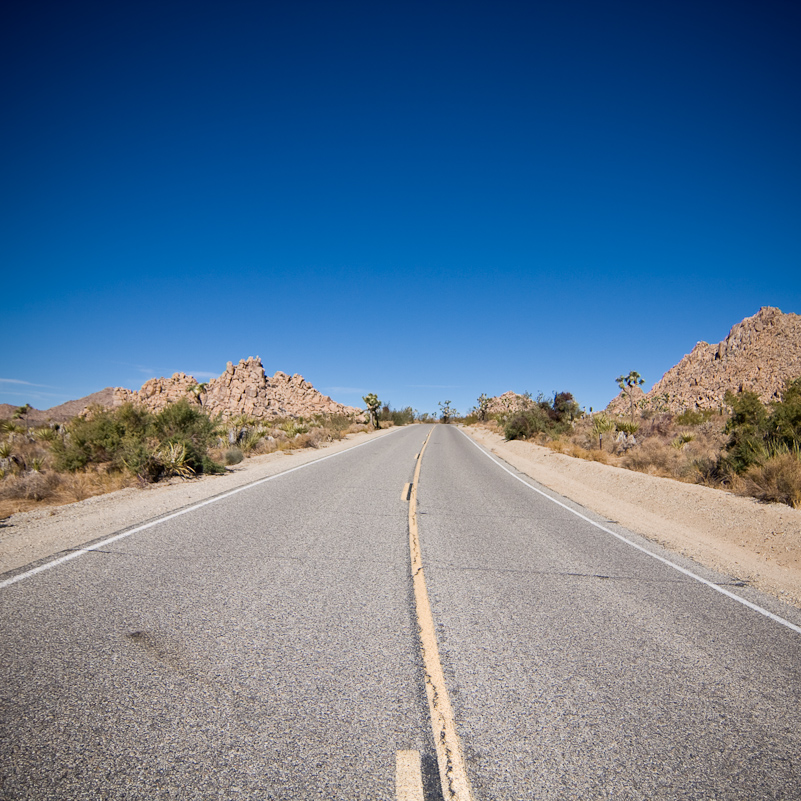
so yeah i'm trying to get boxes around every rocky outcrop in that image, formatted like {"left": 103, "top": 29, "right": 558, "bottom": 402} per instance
{"left": 607, "top": 307, "right": 801, "bottom": 414}
{"left": 485, "top": 391, "right": 533, "bottom": 416}
{"left": 113, "top": 357, "right": 361, "bottom": 420}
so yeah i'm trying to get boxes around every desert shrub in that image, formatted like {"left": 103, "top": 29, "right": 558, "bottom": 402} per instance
{"left": 379, "top": 405, "right": 415, "bottom": 426}
{"left": 718, "top": 381, "right": 801, "bottom": 480}
{"left": 0, "top": 470, "right": 62, "bottom": 502}
{"left": 504, "top": 407, "right": 550, "bottom": 440}
{"left": 675, "top": 408, "right": 717, "bottom": 426}
{"left": 638, "top": 413, "right": 674, "bottom": 438}
{"left": 767, "top": 377, "right": 801, "bottom": 448}
{"left": 621, "top": 440, "right": 688, "bottom": 478}
{"left": 152, "top": 400, "right": 223, "bottom": 475}
{"left": 52, "top": 404, "right": 146, "bottom": 472}
{"left": 118, "top": 440, "right": 162, "bottom": 483}
{"left": 720, "top": 390, "right": 768, "bottom": 474}
{"left": 278, "top": 419, "right": 309, "bottom": 438}
{"left": 738, "top": 452, "right": 801, "bottom": 508}
{"left": 51, "top": 400, "right": 223, "bottom": 479}
{"left": 590, "top": 414, "right": 615, "bottom": 449}
{"left": 224, "top": 447, "right": 244, "bottom": 465}
{"left": 503, "top": 392, "right": 581, "bottom": 441}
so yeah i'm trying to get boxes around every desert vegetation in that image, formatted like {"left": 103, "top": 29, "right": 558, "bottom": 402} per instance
{"left": 0, "top": 400, "right": 372, "bottom": 518}
{"left": 469, "top": 379, "right": 801, "bottom": 509}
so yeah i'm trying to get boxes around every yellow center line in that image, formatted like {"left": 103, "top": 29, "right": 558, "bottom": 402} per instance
{"left": 408, "top": 429, "right": 475, "bottom": 801}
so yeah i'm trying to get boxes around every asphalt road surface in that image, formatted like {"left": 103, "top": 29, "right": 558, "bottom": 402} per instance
{"left": 2, "top": 424, "right": 801, "bottom": 799}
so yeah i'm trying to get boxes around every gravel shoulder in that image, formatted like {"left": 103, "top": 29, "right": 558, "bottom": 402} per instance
{"left": 462, "top": 426, "right": 801, "bottom": 608}
{"left": 0, "top": 428, "right": 398, "bottom": 576}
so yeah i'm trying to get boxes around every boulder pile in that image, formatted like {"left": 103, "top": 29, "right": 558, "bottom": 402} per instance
{"left": 113, "top": 357, "right": 361, "bottom": 420}
{"left": 607, "top": 306, "right": 801, "bottom": 414}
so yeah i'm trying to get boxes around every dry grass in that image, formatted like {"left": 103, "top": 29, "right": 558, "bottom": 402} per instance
{"left": 477, "top": 409, "right": 732, "bottom": 489}
{"left": 0, "top": 469, "right": 134, "bottom": 519}
{"left": 546, "top": 439, "right": 611, "bottom": 464}
{"left": 737, "top": 454, "right": 801, "bottom": 508}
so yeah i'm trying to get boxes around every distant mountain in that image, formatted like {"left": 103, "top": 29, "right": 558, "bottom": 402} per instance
{"left": 607, "top": 307, "right": 801, "bottom": 414}
{"left": 0, "top": 388, "right": 118, "bottom": 424}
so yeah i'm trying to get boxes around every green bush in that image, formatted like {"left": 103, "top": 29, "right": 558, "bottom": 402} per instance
{"left": 378, "top": 404, "right": 415, "bottom": 426}
{"left": 768, "top": 377, "right": 801, "bottom": 448}
{"left": 52, "top": 400, "right": 223, "bottom": 480}
{"left": 504, "top": 391, "right": 581, "bottom": 441}
{"left": 675, "top": 408, "right": 717, "bottom": 426}
{"left": 152, "top": 400, "right": 222, "bottom": 475}
{"left": 224, "top": 447, "right": 244, "bottom": 465}
{"left": 719, "top": 379, "right": 801, "bottom": 481}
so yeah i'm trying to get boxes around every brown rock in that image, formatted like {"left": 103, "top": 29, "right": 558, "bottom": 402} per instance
{"left": 115, "top": 357, "right": 361, "bottom": 421}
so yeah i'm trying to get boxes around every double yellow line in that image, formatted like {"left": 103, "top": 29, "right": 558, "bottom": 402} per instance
{"left": 405, "top": 429, "right": 474, "bottom": 801}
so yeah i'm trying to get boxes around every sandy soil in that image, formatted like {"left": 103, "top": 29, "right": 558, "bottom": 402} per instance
{"left": 462, "top": 426, "right": 801, "bottom": 608}
{"left": 0, "top": 428, "right": 397, "bottom": 576}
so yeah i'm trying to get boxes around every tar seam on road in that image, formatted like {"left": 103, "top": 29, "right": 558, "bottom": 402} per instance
{"left": 0, "top": 428, "right": 405, "bottom": 591}
{"left": 458, "top": 428, "right": 801, "bottom": 637}
{"left": 409, "top": 429, "right": 475, "bottom": 801}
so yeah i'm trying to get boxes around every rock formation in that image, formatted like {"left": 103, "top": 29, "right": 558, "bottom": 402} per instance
{"left": 112, "top": 357, "right": 362, "bottom": 420}
{"left": 485, "top": 391, "right": 533, "bottom": 416}
{"left": 607, "top": 307, "right": 801, "bottom": 414}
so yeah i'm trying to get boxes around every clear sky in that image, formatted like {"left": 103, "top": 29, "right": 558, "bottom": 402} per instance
{"left": 3, "top": 0, "right": 800, "bottom": 416}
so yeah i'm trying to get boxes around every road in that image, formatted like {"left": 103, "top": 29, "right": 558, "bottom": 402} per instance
{"left": 2, "top": 424, "right": 800, "bottom": 799}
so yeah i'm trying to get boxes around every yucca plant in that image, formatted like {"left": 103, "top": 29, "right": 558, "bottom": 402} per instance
{"left": 33, "top": 427, "right": 57, "bottom": 442}
{"left": 158, "top": 442, "right": 195, "bottom": 479}
{"left": 591, "top": 414, "right": 615, "bottom": 449}
{"left": 616, "top": 419, "right": 640, "bottom": 435}
{"left": 672, "top": 433, "right": 695, "bottom": 449}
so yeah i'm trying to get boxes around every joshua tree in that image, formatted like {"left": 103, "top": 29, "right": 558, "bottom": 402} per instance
{"left": 438, "top": 400, "right": 456, "bottom": 424}
{"left": 476, "top": 393, "right": 490, "bottom": 421}
{"left": 12, "top": 404, "right": 32, "bottom": 427}
{"left": 362, "top": 393, "right": 381, "bottom": 429}
{"left": 616, "top": 371, "right": 644, "bottom": 420}
{"left": 189, "top": 383, "right": 208, "bottom": 405}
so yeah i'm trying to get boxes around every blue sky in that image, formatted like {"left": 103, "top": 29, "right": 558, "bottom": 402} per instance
{"left": 2, "top": 0, "right": 800, "bottom": 416}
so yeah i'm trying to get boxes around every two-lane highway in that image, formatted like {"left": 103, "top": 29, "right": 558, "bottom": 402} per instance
{"left": 2, "top": 423, "right": 801, "bottom": 799}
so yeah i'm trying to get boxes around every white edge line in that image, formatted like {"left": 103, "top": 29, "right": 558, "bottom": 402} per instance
{"left": 458, "top": 428, "right": 801, "bottom": 636}
{"left": 1, "top": 428, "right": 405, "bottom": 590}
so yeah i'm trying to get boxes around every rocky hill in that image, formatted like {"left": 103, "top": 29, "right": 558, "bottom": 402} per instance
{"left": 2, "top": 359, "right": 361, "bottom": 423}
{"left": 114, "top": 357, "right": 362, "bottom": 420}
{"left": 607, "top": 306, "right": 801, "bottom": 414}
{"left": 0, "top": 389, "right": 119, "bottom": 424}
{"left": 484, "top": 391, "right": 534, "bottom": 416}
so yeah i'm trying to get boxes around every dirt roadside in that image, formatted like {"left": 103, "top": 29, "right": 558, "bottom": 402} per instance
{"left": 0, "top": 427, "right": 398, "bottom": 577}
{"left": 462, "top": 426, "right": 801, "bottom": 609}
